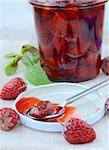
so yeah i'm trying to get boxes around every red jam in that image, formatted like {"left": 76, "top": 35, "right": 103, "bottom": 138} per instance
{"left": 30, "top": 0, "right": 107, "bottom": 82}
{"left": 16, "top": 97, "right": 77, "bottom": 122}
{"left": 16, "top": 97, "right": 101, "bottom": 122}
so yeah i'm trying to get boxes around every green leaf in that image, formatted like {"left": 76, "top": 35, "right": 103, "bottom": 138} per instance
{"left": 22, "top": 44, "right": 32, "bottom": 54}
{"left": 5, "top": 61, "right": 18, "bottom": 76}
{"left": 5, "top": 56, "right": 21, "bottom": 76}
{"left": 31, "top": 55, "right": 39, "bottom": 64}
{"left": 22, "top": 44, "right": 39, "bottom": 56}
{"left": 28, "top": 47, "right": 39, "bottom": 56}
{"left": 22, "top": 55, "right": 32, "bottom": 67}
{"left": 26, "top": 51, "right": 39, "bottom": 64}
{"left": 5, "top": 53, "right": 18, "bottom": 59}
{"left": 22, "top": 51, "right": 39, "bottom": 67}
{"left": 25, "top": 63, "right": 51, "bottom": 85}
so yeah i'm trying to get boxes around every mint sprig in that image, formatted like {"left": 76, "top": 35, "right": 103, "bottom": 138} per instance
{"left": 4, "top": 44, "right": 51, "bottom": 85}
{"left": 26, "top": 63, "right": 51, "bottom": 85}
{"left": 22, "top": 51, "right": 39, "bottom": 67}
{"left": 5, "top": 60, "right": 18, "bottom": 76}
{"left": 5, "top": 55, "right": 22, "bottom": 75}
{"left": 5, "top": 53, "right": 18, "bottom": 59}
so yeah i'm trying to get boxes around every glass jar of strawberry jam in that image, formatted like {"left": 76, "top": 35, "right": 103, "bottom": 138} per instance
{"left": 30, "top": 0, "right": 107, "bottom": 82}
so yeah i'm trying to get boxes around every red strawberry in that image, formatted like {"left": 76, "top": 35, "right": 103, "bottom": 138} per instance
{"left": 65, "top": 5, "right": 79, "bottom": 20}
{"left": 52, "top": 36, "right": 66, "bottom": 53}
{"left": 0, "top": 108, "right": 19, "bottom": 131}
{"left": 49, "top": 12, "right": 67, "bottom": 38}
{"left": 0, "top": 77, "right": 27, "bottom": 100}
{"left": 45, "top": 67, "right": 66, "bottom": 82}
{"left": 76, "top": 64, "right": 97, "bottom": 81}
{"left": 105, "top": 98, "right": 109, "bottom": 112}
{"left": 101, "top": 57, "right": 109, "bottom": 75}
{"left": 95, "top": 7, "right": 104, "bottom": 49}
{"left": 63, "top": 118, "right": 96, "bottom": 144}
{"left": 29, "top": 101, "right": 54, "bottom": 118}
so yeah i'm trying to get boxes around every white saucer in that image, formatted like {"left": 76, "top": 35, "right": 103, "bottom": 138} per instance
{"left": 14, "top": 83, "right": 105, "bottom": 132}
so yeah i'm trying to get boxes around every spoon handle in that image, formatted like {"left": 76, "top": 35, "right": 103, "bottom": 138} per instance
{"left": 65, "top": 78, "right": 109, "bottom": 106}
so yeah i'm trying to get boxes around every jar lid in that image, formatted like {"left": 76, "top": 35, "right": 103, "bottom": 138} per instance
{"left": 30, "top": 0, "right": 107, "bottom": 7}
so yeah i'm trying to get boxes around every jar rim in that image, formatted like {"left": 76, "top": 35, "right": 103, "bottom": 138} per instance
{"left": 29, "top": 0, "right": 107, "bottom": 8}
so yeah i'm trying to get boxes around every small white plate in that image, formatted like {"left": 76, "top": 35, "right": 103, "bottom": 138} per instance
{"left": 14, "top": 83, "right": 105, "bottom": 132}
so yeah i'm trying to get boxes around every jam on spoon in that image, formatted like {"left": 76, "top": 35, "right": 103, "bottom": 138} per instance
{"left": 27, "top": 100, "right": 54, "bottom": 119}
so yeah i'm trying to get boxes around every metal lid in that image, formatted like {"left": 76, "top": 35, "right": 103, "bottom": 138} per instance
{"left": 30, "top": 0, "right": 107, "bottom": 7}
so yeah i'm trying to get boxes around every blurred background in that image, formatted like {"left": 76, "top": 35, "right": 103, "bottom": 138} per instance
{"left": 0, "top": 0, "right": 36, "bottom": 41}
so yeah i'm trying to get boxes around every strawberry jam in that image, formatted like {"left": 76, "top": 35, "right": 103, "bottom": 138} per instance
{"left": 30, "top": 0, "right": 107, "bottom": 82}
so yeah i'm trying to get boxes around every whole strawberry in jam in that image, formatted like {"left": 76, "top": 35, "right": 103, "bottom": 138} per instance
{"left": 29, "top": 100, "right": 54, "bottom": 118}
{"left": 63, "top": 118, "right": 96, "bottom": 144}
{"left": 0, "top": 108, "right": 19, "bottom": 131}
{"left": 101, "top": 57, "right": 109, "bottom": 75}
{"left": 0, "top": 77, "right": 27, "bottom": 100}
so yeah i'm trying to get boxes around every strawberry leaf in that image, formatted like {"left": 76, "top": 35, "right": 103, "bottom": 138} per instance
{"left": 25, "top": 63, "right": 51, "bottom": 85}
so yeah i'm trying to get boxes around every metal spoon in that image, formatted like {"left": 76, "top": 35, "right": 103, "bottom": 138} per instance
{"left": 24, "top": 78, "right": 109, "bottom": 121}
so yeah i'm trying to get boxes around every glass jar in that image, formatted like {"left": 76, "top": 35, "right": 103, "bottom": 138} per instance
{"left": 30, "top": 0, "right": 107, "bottom": 82}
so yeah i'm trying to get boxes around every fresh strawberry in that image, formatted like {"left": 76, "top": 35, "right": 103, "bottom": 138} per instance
{"left": 0, "top": 77, "right": 27, "bottom": 100}
{"left": 0, "top": 108, "right": 19, "bottom": 131}
{"left": 63, "top": 118, "right": 96, "bottom": 144}
{"left": 101, "top": 57, "right": 109, "bottom": 75}
{"left": 105, "top": 98, "right": 109, "bottom": 112}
